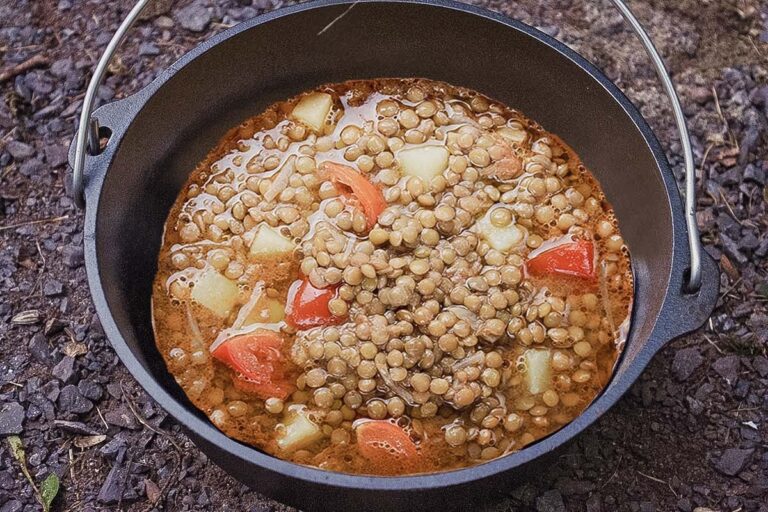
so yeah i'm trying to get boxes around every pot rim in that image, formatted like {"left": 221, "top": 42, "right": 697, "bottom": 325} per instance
{"left": 82, "top": 0, "right": 695, "bottom": 492}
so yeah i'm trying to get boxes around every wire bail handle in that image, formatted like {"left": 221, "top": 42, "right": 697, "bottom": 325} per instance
{"left": 70, "top": 0, "right": 703, "bottom": 293}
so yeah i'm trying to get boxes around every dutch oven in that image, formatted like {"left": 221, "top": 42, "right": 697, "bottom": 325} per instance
{"left": 69, "top": 1, "right": 720, "bottom": 510}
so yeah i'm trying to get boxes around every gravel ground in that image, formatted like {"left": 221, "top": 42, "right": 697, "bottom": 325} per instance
{"left": 1, "top": 0, "right": 766, "bottom": 511}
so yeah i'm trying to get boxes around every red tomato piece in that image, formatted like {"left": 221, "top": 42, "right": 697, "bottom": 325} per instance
{"left": 526, "top": 239, "right": 596, "bottom": 279}
{"left": 355, "top": 421, "right": 421, "bottom": 474}
{"left": 285, "top": 278, "right": 345, "bottom": 329}
{"left": 211, "top": 330, "right": 295, "bottom": 400}
{"left": 320, "top": 161, "right": 387, "bottom": 229}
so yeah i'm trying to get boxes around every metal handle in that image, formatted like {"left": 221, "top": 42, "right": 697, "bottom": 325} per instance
{"left": 70, "top": 0, "right": 703, "bottom": 292}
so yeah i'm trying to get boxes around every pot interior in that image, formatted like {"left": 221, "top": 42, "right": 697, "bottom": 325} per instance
{"left": 92, "top": 0, "right": 672, "bottom": 467}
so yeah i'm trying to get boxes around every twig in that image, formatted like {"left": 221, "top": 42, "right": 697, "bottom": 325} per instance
{"left": 95, "top": 406, "right": 109, "bottom": 431}
{"left": 703, "top": 334, "right": 725, "bottom": 355}
{"left": 719, "top": 190, "right": 743, "bottom": 226}
{"left": 0, "top": 215, "right": 69, "bottom": 232}
{"left": 712, "top": 86, "right": 738, "bottom": 150}
{"left": 601, "top": 453, "right": 623, "bottom": 489}
{"left": 25, "top": 240, "right": 46, "bottom": 299}
{"left": 317, "top": 2, "right": 358, "bottom": 35}
{"left": 0, "top": 54, "right": 49, "bottom": 83}
{"left": 719, "top": 276, "right": 743, "bottom": 301}
{"left": 637, "top": 471, "right": 666, "bottom": 485}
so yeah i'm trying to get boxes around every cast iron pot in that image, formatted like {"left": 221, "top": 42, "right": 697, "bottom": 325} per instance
{"left": 69, "top": 1, "right": 720, "bottom": 510}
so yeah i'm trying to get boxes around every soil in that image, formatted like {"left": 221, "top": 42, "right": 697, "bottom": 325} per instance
{"left": 0, "top": 1, "right": 766, "bottom": 511}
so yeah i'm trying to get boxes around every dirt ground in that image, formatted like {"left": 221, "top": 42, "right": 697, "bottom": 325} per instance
{"left": 0, "top": 0, "right": 766, "bottom": 511}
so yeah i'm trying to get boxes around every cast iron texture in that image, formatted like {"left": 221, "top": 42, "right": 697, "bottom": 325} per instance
{"left": 71, "top": 1, "right": 720, "bottom": 510}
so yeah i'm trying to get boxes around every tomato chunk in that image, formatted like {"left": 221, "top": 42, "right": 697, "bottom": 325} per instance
{"left": 211, "top": 330, "right": 295, "bottom": 400}
{"left": 285, "top": 277, "right": 345, "bottom": 329}
{"left": 355, "top": 421, "right": 421, "bottom": 474}
{"left": 320, "top": 161, "right": 387, "bottom": 229}
{"left": 526, "top": 239, "right": 595, "bottom": 279}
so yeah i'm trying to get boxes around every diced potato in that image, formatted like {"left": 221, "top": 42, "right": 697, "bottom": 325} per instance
{"left": 398, "top": 146, "right": 449, "bottom": 184}
{"left": 477, "top": 209, "right": 524, "bottom": 253}
{"left": 191, "top": 269, "right": 239, "bottom": 318}
{"left": 524, "top": 349, "right": 552, "bottom": 394}
{"left": 277, "top": 409, "right": 322, "bottom": 452}
{"left": 290, "top": 92, "right": 333, "bottom": 132}
{"left": 250, "top": 224, "right": 295, "bottom": 257}
{"left": 245, "top": 298, "right": 285, "bottom": 325}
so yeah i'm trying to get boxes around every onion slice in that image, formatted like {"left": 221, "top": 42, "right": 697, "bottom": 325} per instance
{"left": 264, "top": 155, "right": 296, "bottom": 202}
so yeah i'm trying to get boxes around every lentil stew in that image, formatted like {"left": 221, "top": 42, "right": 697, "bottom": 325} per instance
{"left": 151, "top": 79, "right": 633, "bottom": 475}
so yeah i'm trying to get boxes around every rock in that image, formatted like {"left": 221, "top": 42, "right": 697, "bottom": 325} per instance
{"left": 138, "top": 43, "right": 160, "bottom": 56}
{"left": 753, "top": 356, "right": 768, "bottom": 377}
{"left": 51, "top": 356, "right": 76, "bottom": 383}
{"left": 175, "top": 3, "right": 211, "bottom": 32}
{"left": 50, "top": 58, "right": 73, "bottom": 78}
{"left": 713, "top": 448, "right": 754, "bottom": 476}
{"left": 154, "top": 15, "right": 174, "bottom": 28}
{"left": 5, "top": 140, "right": 34, "bottom": 160}
{"left": 78, "top": 379, "right": 103, "bottom": 401}
{"left": 104, "top": 405, "right": 139, "bottom": 430}
{"left": 42, "top": 279, "right": 64, "bottom": 297}
{"left": 536, "top": 490, "right": 566, "bottom": 512}
{"left": 58, "top": 384, "right": 93, "bottom": 414}
{"left": 44, "top": 144, "right": 69, "bottom": 168}
{"left": 0, "top": 500, "right": 22, "bottom": 512}
{"left": 712, "top": 355, "right": 740, "bottom": 385}
{"left": 98, "top": 448, "right": 130, "bottom": 504}
{"left": 0, "top": 402, "right": 25, "bottom": 434}
{"left": 28, "top": 332, "right": 53, "bottom": 364}
{"left": 720, "top": 233, "right": 748, "bottom": 265}
{"left": 672, "top": 347, "right": 704, "bottom": 381}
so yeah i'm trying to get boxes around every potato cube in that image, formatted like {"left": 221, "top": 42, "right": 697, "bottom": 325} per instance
{"left": 277, "top": 409, "right": 322, "bottom": 452}
{"left": 524, "top": 349, "right": 552, "bottom": 394}
{"left": 290, "top": 92, "right": 333, "bottom": 132}
{"left": 191, "top": 269, "right": 239, "bottom": 318}
{"left": 244, "top": 298, "right": 285, "bottom": 325}
{"left": 250, "top": 224, "right": 295, "bottom": 257}
{"left": 477, "top": 209, "right": 524, "bottom": 253}
{"left": 398, "top": 146, "right": 449, "bottom": 184}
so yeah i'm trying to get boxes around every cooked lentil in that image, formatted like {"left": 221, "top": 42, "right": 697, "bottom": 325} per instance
{"left": 153, "top": 79, "right": 633, "bottom": 476}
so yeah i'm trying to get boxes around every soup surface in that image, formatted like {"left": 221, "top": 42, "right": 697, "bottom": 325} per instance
{"left": 152, "top": 79, "right": 633, "bottom": 475}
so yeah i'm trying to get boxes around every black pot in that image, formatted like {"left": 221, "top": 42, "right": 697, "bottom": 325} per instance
{"left": 71, "top": 1, "right": 719, "bottom": 510}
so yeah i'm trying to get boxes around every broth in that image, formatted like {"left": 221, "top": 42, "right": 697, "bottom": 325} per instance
{"left": 152, "top": 79, "right": 633, "bottom": 475}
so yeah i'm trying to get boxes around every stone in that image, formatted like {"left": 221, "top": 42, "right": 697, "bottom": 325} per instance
{"left": 138, "top": 43, "right": 160, "bottom": 56}
{"left": 176, "top": 3, "right": 211, "bottom": 32}
{"left": 28, "top": 332, "right": 53, "bottom": 364}
{"left": 98, "top": 448, "right": 130, "bottom": 504}
{"left": 42, "top": 279, "right": 64, "bottom": 297}
{"left": 536, "top": 490, "right": 566, "bottom": 512}
{"left": 58, "top": 384, "right": 93, "bottom": 414}
{"left": 713, "top": 448, "right": 754, "bottom": 476}
{"left": 104, "top": 405, "right": 139, "bottom": 430}
{"left": 672, "top": 347, "right": 704, "bottom": 381}
{"left": 712, "top": 355, "right": 740, "bottom": 385}
{"left": 5, "top": 140, "right": 34, "bottom": 160}
{"left": 0, "top": 402, "right": 25, "bottom": 434}
{"left": 78, "top": 379, "right": 103, "bottom": 401}
{"left": 44, "top": 144, "right": 69, "bottom": 168}
{"left": 51, "top": 356, "right": 76, "bottom": 383}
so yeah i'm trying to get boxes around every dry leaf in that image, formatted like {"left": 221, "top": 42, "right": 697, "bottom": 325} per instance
{"left": 63, "top": 342, "right": 88, "bottom": 358}
{"left": 144, "top": 479, "right": 161, "bottom": 503}
{"left": 74, "top": 434, "right": 107, "bottom": 449}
